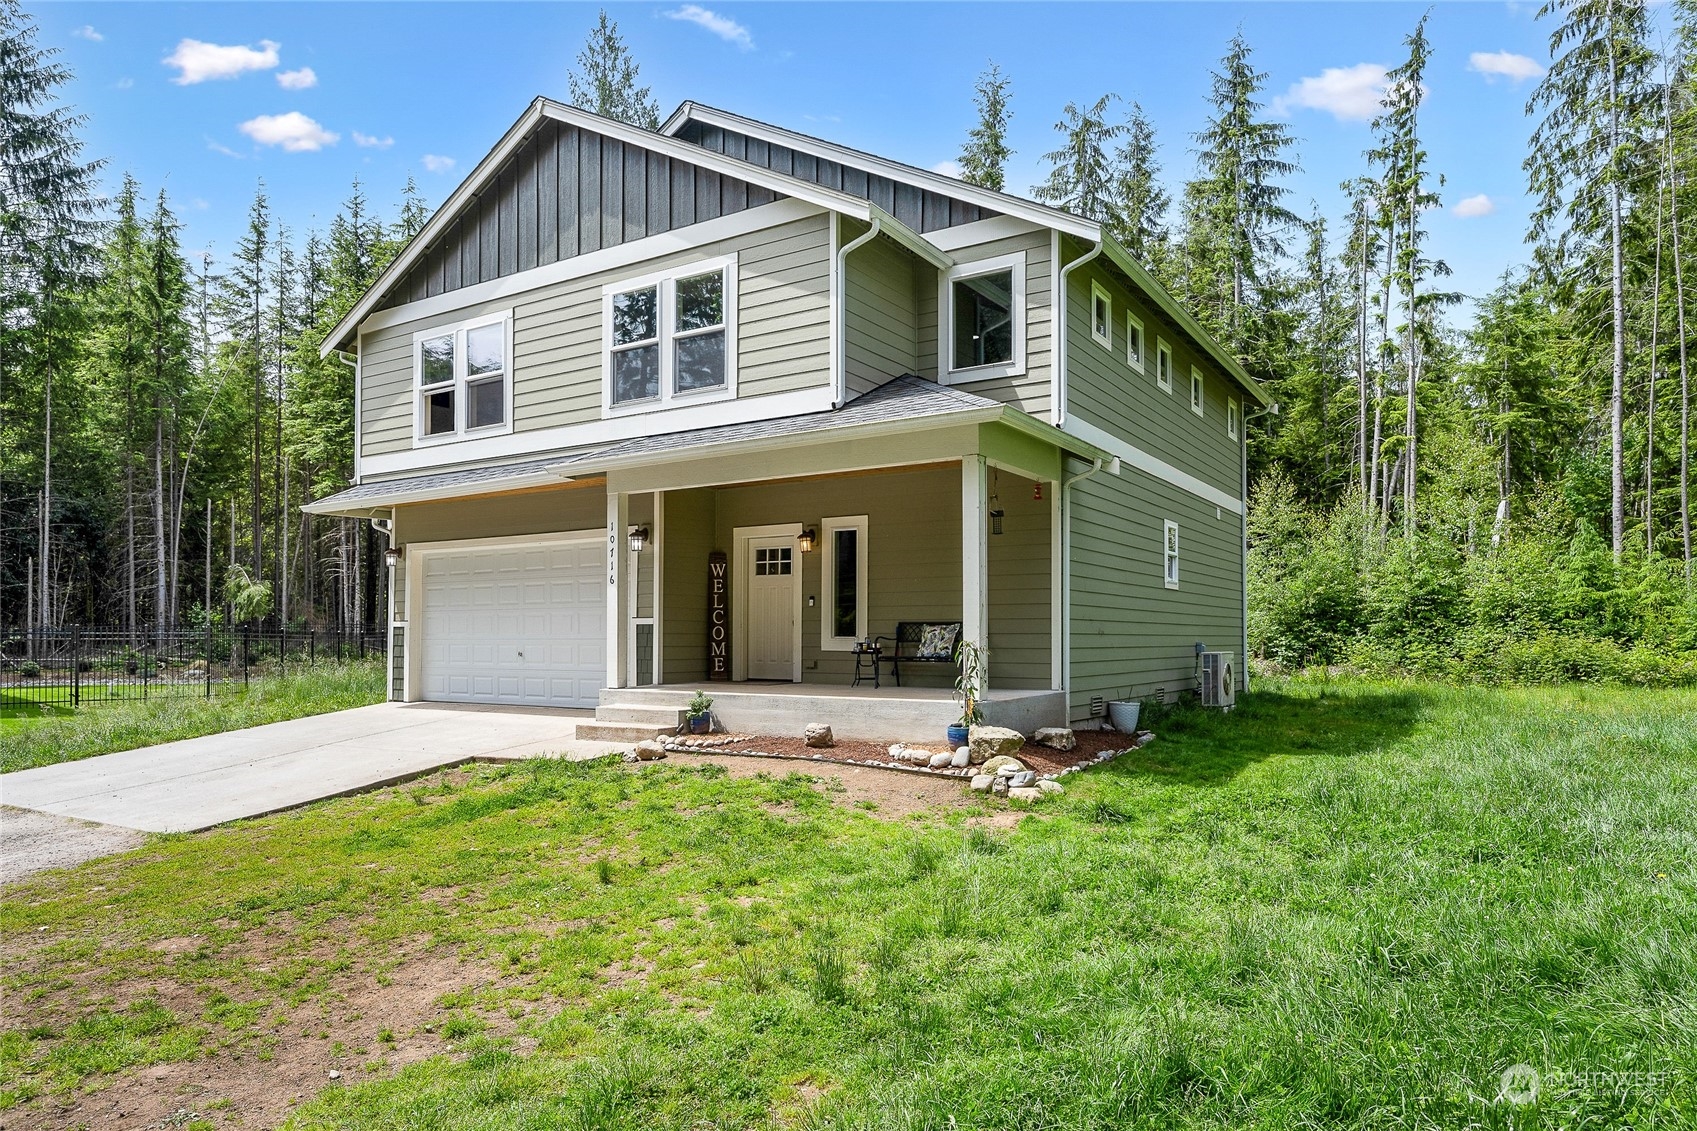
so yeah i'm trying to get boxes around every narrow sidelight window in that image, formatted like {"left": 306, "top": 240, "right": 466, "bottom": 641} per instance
{"left": 1228, "top": 398, "right": 1240, "bottom": 440}
{"left": 1091, "top": 281, "right": 1112, "bottom": 349}
{"left": 821, "top": 515, "right": 869, "bottom": 649}
{"left": 1190, "top": 367, "right": 1205, "bottom": 417}
{"left": 1126, "top": 313, "right": 1146, "bottom": 372}
{"left": 1163, "top": 520, "right": 1180, "bottom": 589}
{"left": 1155, "top": 338, "right": 1173, "bottom": 392}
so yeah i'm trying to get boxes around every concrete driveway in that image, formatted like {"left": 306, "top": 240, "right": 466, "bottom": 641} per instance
{"left": 0, "top": 701, "right": 623, "bottom": 836}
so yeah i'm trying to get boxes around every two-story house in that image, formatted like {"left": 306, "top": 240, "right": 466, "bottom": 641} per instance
{"left": 306, "top": 98, "right": 1270, "bottom": 740}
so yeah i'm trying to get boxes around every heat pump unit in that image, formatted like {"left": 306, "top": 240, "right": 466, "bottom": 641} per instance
{"left": 1201, "top": 651, "right": 1235, "bottom": 709}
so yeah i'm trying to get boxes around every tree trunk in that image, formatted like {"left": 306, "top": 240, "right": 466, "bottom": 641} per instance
{"left": 41, "top": 354, "right": 52, "bottom": 632}
{"left": 1357, "top": 204, "right": 1371, "bottom": 509}
{"left": 1608, "top": 25, "right": 1626, "bottom": 559}
{"left": 1668, "top": 81, "right": 1692, "bottom": 583}
{"left": 1403, "top": 178, "right": 1419, "bottom": 538}
{"left": 154, "top": 408, "right": 168, "bottom": 634}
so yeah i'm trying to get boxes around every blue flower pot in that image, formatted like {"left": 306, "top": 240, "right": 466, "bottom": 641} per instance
{"left": 946, "top": 723, "right": 970, "bottom": 749}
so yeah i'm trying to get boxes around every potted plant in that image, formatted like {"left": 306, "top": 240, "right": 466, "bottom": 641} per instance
{"left": 948, "top": 640, "right": 987, "bottom": 748}
{"left": 687, "top": 689, "right": 714, "bottom": 735}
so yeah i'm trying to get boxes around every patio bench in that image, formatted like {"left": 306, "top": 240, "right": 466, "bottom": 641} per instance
{"left": 875, "top": 621, "right": 963, "bottom": 687}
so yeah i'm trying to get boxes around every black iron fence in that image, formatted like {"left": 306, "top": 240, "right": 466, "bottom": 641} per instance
{"left": 0, "top": 626, "right": 387, "bottom": 709}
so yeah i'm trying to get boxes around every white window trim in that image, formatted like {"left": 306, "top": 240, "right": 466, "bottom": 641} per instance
{"left": 820, "top": 514, "right": 869, "bottom": 651}
{"left": 940, "top": 250, "right": 1027, "bottom": 384}
{"left": 1228, "top": 397, "right": 1240, "bottom": 441}
{"left": 1155, "top": 338, "right": 1173, "bottom": 393}
{"left": 602, "top": 252, "right": 739, "bottom": 417}
{"left": 1163, "top": 519, "right": 1180, "bottom": 589}
{"left": 411, "top": 309, "right": 514, "bottom": 447}
{"left": 1125, "top": 312, "right": 1146, "bottom": 373}
{"left": 1090, "top": 281, "right": 1113, "bottom": 350}
{"left": 1190, "top": 366, "right": 1205, "bottom": 417}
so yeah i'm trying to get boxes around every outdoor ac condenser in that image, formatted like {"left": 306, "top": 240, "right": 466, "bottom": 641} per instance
{"left": 1200, "top": 650, "right": 1235, "bottom": 709}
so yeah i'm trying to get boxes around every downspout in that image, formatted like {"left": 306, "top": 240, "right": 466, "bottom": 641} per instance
{"left": 1060, "top": 454, "right": 1106, "bottom": 722}
{"left": 1052, "top": 236, "right": 1104, "bottom": 427}
{"left": 834, "top": 217, "right": 881, "bottom": 407}
{"left": 1241, "top": 402, "right": 1278, "bottom": 694}
{"left": 369, "top": 509, "right": 398, "bottom": 700}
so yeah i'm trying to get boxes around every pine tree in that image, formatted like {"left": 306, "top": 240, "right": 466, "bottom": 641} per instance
{"left": 1526, "top": 0, "right": 1656, "bottom": 557}
{"left": 1032, "top": 94, "right": 1125, "bottom": 222}
{"left": 1108, "top": 102, "right": 1170, "bottom": 267}
{"left": 567, "top": 10, "right": 661, "bottom": 129}
{"left": 958, "top": 62, "right": 1012, "bottom": 191}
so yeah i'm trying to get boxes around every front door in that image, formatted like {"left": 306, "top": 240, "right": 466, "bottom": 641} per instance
{"left": 746, "top": 537, "right": 798, "bottom": 680}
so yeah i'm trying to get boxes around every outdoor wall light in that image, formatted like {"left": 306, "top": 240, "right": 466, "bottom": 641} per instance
{"left": 989, "top": 505, "right": 1005, "bottom": 535}
{"left": 383, "top": 546, "right": 403, "bottom": 570}
{"left": 797, "top": 527, "right": 817, "bottom": 553}
{"left": 628, "top": 526, "right": 650, "bottom": 553}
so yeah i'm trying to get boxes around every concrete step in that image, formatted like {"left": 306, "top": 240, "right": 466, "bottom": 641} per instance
{"left": 574, "top": 720, "right": 666, "bottom": 745}
{"left": 595, "top": 704, "right": 687, "bottom": 727}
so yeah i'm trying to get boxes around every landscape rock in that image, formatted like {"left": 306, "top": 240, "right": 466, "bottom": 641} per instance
{"left": 927, "top": 750, "right": 954, "bottom": 769}
{"left": 969, "top": 725, "right": 1026, "bottom": 762}
{"left": 1008, "top": 786, "right": 1044, "bottom": 803}
{"left": 980, "top": 755, "right": 1028, "bottom": 778}
{"left": 888, "top": 744, "right": 909, "bottom": 762}
{"left": 970, "top": 774, "right": 994, "bottom": 792}
{"left": 804, "top": 724, "right": 834, "bottom": 748}
{"left": 991, "top": 776, "right": 1010, "bottom": 796}
{"left": 1037, "top": 779, "right": 1064, "bottom": 795}
{"left": 950, "top": 747, "right": 971, "bottom": 768}
{"left": 1034, "top": 727, "right": 1076, "bottom": 751}
{"left": 1010, "top": 770, "right": 1037, "bottom": 789}
{"left": 633, "top": 740, "right": 667, "bottom": 761}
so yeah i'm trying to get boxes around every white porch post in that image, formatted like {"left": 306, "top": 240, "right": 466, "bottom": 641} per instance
{"left": 962, "top": 455, "right": 989, "bottom": 687}
{"left": 606, "top": 490, "right": 629, "bottom": 690}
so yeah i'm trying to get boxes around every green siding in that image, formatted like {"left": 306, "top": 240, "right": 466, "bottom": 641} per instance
{"left": 936, "top": 229, "right": 1053, "bottom": 418}
{"left": 986, "top": 470, "right": 1053, "bottom": 690}
{"left": 396, "top": 485, "right": 607, "bottom": 545}
{"left": 843, "top": 225, "right": 922, "bottom": 396}
{"left": 661, "top": 488, "right": 715, "bottom": 683}
{"left": 1066, "top": 462, "right": 1244, "bottom": 721}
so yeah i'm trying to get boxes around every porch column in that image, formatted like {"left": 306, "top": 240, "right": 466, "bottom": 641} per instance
{"left": 961, "top": 455, "right": 989, "bottom": 686}
{"left": 607, "top": 491, "right": 629, "bottom": 690}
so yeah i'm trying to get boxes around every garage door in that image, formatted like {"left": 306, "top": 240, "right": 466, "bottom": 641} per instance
{"left": 419, "top": 540, "right": 606, "bottom": 707}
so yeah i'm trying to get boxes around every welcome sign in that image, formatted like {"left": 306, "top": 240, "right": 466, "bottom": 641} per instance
{"left": 708, "top": 551, "right": 730, "bottom": 680}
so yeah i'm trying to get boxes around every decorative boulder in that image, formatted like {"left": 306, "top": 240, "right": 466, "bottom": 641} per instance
{"left": 633, "top": 740, "right": 667, "bottom": 761}
{"left": 1037, "top": 779, "right": 1064, "bottom": 795}
{"left": 804, "top": 724, "right": 834, "bottom": 749}
{"left": 927, "top": 750, "right": 954, "bottom": 769}
{"left": 969, "top": 725, "right": 1025, "bottom": 763}
{"left": 980, "top": 755, "right": 1027, "bottom": 778}
{"left": 969, "top": 774, "right": 994, "bottom": 792}
{"left": 1034, "top": 727, "right": 1076, "bottom": 751}
{"left": 1008, "top": 786, "right": 1045, "bottom": 803}
{"left": 950, "top": 747, "right": 971, "bottom": 768}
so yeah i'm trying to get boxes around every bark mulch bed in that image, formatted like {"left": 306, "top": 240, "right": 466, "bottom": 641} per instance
{"left": 650, "top": 726, "right": 1152, "bottom": 779}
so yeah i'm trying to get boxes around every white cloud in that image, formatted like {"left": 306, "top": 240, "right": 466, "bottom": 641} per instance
{"left": 931, "top": 159, "right": 962, "bottom": 178}
{"left": 276, "top": 66, "right": 317, "bottom": 90}
{"left": 664, "top": 5, "right": 753, "bottom": 50}
{"left": 1468, "top": 50, "right": 1543, "bottom": 83}
{"left": 1453, "top": 194, "right": 1496, "bottom": 218}
{"left": 164, "top": 38, "right": 280, "bottom": 84}
{"left": 353, "top": 130, "right": 394, "bottom": 149}
{"left": 239, "top": 111, "right": 338, "bottom": 152}
{"left": 421, "top": 154, "right": 456, "bottom": 174}
{"left": 1274, "top": 63, "right": 1390, "bottom": 122}
{"left": 72, "top": 25, "right": 102, "bottom": 41}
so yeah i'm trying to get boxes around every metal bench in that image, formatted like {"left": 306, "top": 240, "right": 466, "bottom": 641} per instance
{"left": 875, "top": 621, "right": 962, "bottom": 687}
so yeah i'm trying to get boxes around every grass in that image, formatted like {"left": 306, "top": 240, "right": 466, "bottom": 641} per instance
{"left": 0, "top": 660, "right": 386, "bottom": 773}
{"left": 1, "top": 677, "right": 1694, "bottom": 1128}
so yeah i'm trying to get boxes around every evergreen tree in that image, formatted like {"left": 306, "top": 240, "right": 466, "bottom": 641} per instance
{"left": 1032, "top": 94, "right": 1125, "bottom": 223}
{"left": 958, "top": 62, "right": 1013, "bottom": 191}
{"left": 1107, "top": 102, "right": 1170, "bottom": 269}
{"left": 567, "top": 10, "right": 661, "bottom": 129}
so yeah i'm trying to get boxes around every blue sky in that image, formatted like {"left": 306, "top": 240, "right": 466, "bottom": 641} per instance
{"left": 35, "top": 1, "right": 1627, "bottom": 308}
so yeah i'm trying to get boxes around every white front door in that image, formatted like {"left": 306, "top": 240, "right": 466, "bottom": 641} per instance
{"left": 745, "top": 537, "right": 798, "bottom": 680}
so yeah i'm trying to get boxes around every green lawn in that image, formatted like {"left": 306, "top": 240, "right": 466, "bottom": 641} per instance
{"left": 0, "top": 660, "right": 386, "bottom": 773}
{"left": 2, "top": 678, "right": 1693, "bottom": 1128}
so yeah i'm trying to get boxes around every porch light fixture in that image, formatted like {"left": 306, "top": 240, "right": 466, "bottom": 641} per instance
{"left": 628, "top": 526, "right": 650, "bottom": 553}
{"left": 797, "top": 527, "right": 817, "bottom": 553}
{"left": 383, "top": 546, "right": 403, "bottom": 570}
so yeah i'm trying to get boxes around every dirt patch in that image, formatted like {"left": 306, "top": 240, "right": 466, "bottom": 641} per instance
{"left": 1, "top": 808, "right": 146, "bottom": 884}
{"left": 654, "top": 728, "right": 1142, "bottom": 778}
{"left": 647, "top": 749, "right": 969, "bottom": 819}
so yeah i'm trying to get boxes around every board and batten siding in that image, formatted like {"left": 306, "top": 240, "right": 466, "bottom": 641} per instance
{"left": 380, "top": 118, "right": 782, "bottom": 311}
{"left": 360, "top": 210, "right": 833, "bottom": 462}
{"left": 925, "top": 229, "right": 1054, "bottom": 419}
{"left": 1062, "top": 256, "right": 1244, "bottom": 497}
{"left": 843, "top": 224, "right": 924, "bottom": 397}
{"left": 1067, "top": 465, "right": 1244, "bottom": 721}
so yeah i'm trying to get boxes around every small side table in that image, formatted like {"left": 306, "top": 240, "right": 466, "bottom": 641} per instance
{"left": 851, "top": 641, "right": 881, "bottom": 688}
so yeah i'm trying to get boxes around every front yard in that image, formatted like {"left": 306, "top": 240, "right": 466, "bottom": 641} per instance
{"left": 2, "top": 678, "right": 1693, "bottom": 1128}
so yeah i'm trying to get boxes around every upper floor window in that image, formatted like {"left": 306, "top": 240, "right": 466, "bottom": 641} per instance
{"left": 1190, "top": 367, "right": 1205, "bottom": 417}
{"left": 604, "top": 255, "right": 737, "bottom": 414}
{"left": 1090, "top": 282, "right": 1113, "bottom": 349}
{"left": 1228, "top": 397, "right": 1240, "bottom": 440}
{"left": 942, "top": 252, "right": 1026, "bottom": 383}
{"left": 1154, "top": 338, "right": 1173, "bottom": 393}
{"left": 1126, "top": 313, "right": 1146, "bottom": 373}
{"left": 413, "top": 311, "right": 512, "bottom": 444}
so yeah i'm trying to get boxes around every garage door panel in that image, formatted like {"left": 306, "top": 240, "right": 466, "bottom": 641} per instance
{"left": 420, "top": 538, "right": 605, "bottom": 708}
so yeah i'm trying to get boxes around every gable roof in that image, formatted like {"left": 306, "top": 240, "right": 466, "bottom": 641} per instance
{"left": 662, "top": 102, "right": 1270, "bottom": 406}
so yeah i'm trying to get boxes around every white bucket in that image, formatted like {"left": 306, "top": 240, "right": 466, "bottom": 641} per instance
{"left": 1107, "top": 700, "right": 1141, "bottom": 733}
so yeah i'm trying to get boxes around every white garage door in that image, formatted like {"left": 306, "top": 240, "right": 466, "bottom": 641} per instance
{"left": 419, "top": 540, "right": 606, "bottom": 707}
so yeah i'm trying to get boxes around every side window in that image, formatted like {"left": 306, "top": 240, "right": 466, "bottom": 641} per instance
{"left": 942, "top": 252, "right": 1026, "bottom": 383}
{"left": 1125, "top": 313, "right": 1146, "bottom": 373}
{"left": 821, "top": 515, "right": 868, "bottom": 650}
{"left": 604, "top": 256, "right": 737, "bottom": 414}
{"left": 1090, "top": 281, "right": 1113, "bottom": 349}
{"left": 413, "top": 312, "right": 511, "bottom": 443}
{"left": 1190, "top": 367, "right": 1205, "bottom": 417}
{"left": 1155, "top": 339, "right": 1173, "bottom": 393}
{"left": 1163, "top": 520, "right": 1180, "bottom": 589}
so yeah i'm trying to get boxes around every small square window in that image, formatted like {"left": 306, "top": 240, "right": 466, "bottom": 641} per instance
{"left": 1126, "top": 313, "right": 1146, "bottom": 372}
{"left": 1163, "top": 520, "right": 1180, "bottom": 589}
{"left": 1090, "top": 282, "right": 1112, "bottom": 349}
{"left": 1155, "top": 339, "right": 1173, "bottom": 392}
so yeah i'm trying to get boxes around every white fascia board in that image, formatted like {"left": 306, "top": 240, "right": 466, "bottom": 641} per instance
{"left": 322, "top": 98, "right": 875, "bottom": 358}
{"left": 557, "top": 406, "right": 1004, "bottom": 478}
{"left": 1063, "top": 415, "right": 1243, "bottom": 515}
{"left": 300, "top": 470, "right": 579, "bottom": 516}
{"left": 662, "top": 102, "right": 1100, "bottom": 242}
{"left": 867, "top": 206, "right": 953, "bottom": 271}
{"left": 995, "top": 405, "right": 1116, "bottom": 468}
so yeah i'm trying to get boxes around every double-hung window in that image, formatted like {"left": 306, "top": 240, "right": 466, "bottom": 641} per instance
{"left": 942, "top": 252, "right": 1026, "bottom": 383}
{"left": 1190, "top": 367, "right": 1205, "bottom": 417}
{"left": 821, "top": 515, "right": 869, "bottom": 650}
{"left": 1163, "top": 520, "right": 1180, "bottom": 589}
{"left": 604, "top": 255, "right": 737, "bottom": 413}
{"left": 413, "top": 311, "right": 512, "bottom": 443}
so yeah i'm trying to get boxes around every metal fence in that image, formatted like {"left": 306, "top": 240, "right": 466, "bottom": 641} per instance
{"left": 0, "top": 626, "right": 387, "bottom": 709}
